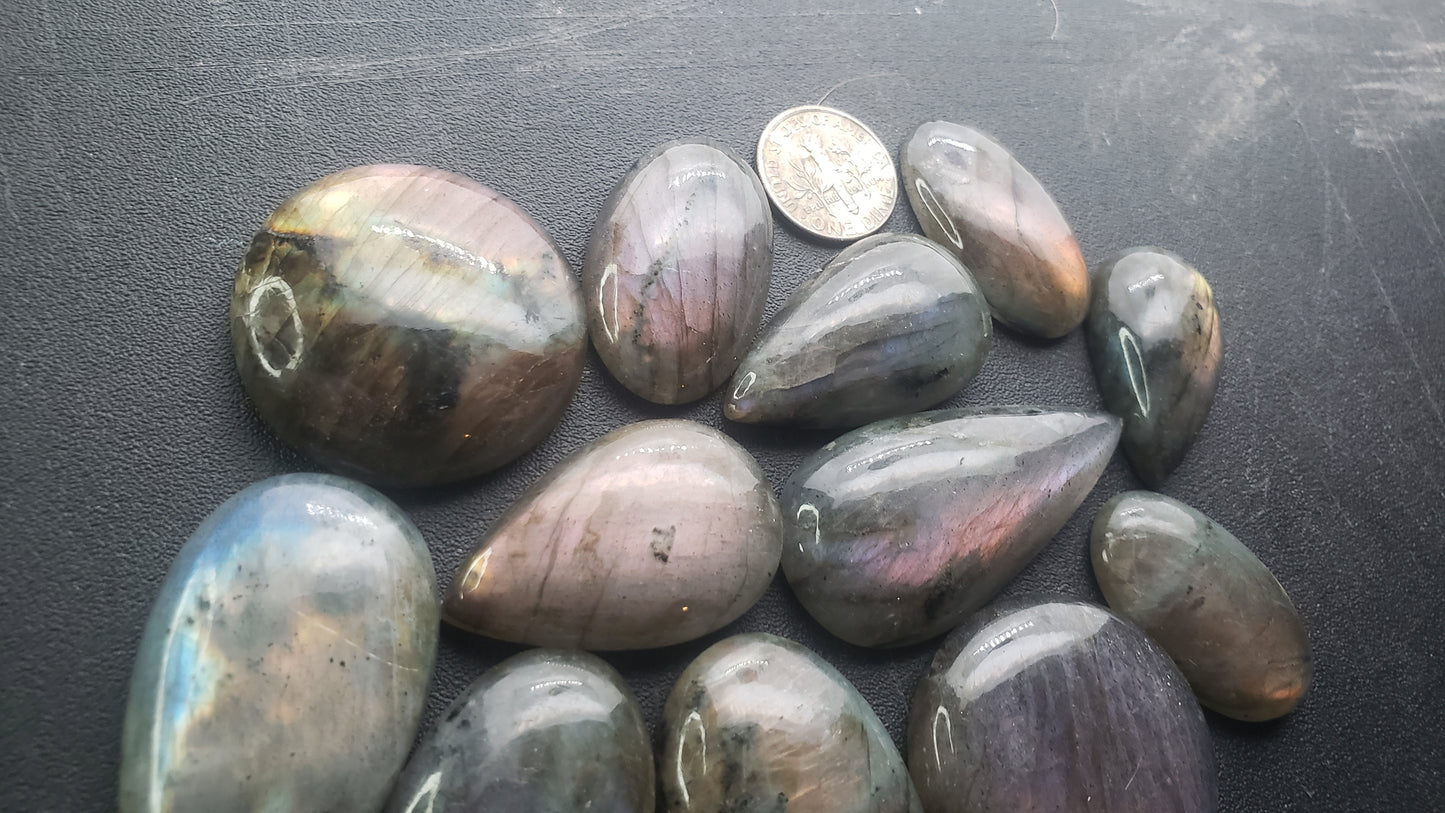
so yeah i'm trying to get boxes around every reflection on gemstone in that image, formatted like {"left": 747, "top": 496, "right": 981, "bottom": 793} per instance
{"left": 661, "top": 633, "right": 921, "bottom": 812}
{"left": 1092, "top": 491, "right": 1311, "bottom": 721}
{"left": 385, "top": 650, "right": 654, "bottom": 813}
{"left": 724, "top": 233, "right": 992, "bottom": 428}
{"left": 908, "top": 599, "right": 1216, "bottom": 812}
{"left": 232, "top": 164, "right": 587, "bottom": 486}
{"left": 584, "top": 140, "right": 772, "bottom": 404}
{"left": 781, "top": 407, "right": 1120, "bottom": 647}
{"left": 1086, "top": 247, "right": 1221, "bottom": 485}
{"left": 901, "top": 121, "right": 1089, "bottom": 338}
{"left": 242, "top": 276, "right": 304, "bottom": 377}
{"left": 119, "top": 474, "right": 439, "bottom": 813}
{"left": 444, "top": 420, "right": 782, "bottom": 650}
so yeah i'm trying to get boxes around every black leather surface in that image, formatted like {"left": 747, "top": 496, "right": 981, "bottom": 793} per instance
{"left": 3, "top": 0, "right": 1443, "bottom": 809}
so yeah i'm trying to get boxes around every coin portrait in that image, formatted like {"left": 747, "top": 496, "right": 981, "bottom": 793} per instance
{"left": 757, "top": 105, "right": 898, "bottom": 241}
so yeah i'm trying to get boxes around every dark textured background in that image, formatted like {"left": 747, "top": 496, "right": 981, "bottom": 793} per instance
{"left": 3, "top": 0, "right": 1443, "bottom": 809}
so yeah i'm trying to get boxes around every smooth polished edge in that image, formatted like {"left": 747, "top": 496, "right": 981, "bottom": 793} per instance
{"left": 439, "top": 419, "right": 784, "bottom": 650}
{"left": 721, "top": 231, "right": 994, "bottom": 427}
{"left": 584, "top": 138, "right": 773, "bottom": 405}
{"left": 119, "top": 473, "right": 439, "bottom": 813}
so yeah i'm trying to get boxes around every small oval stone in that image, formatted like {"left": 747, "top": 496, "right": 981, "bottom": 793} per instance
{"left": 901, "top": 121, "right": 1089, "bottom": 338}
{"left": 782, "top": 407, "right": 1121, "bottom": 647}
{"left": 120, "top": 474, "right": 439, "bottom": 812}
{"left": 444, "top": 420, "right": 783, "bottom": 650}
{"left": 908, "top": 599, "right": 1217, "bottom": 813}
{"left": 584, "top": 140, "right": 773, "bottom": 404}
{"left": 1092, "top": 490, "right": 1312, "bottom": 721}
{"left": 724, "top": 233, "right": 992, "bottom": 428}
{"left": 661, "top": 633, "right": 921, "bottom": 813}
{"left": 233, "top": 164, "right": 586, "bottom": 486}
{"left": 1086, "top": 247, "right": 1222, "bottom": 485}
{"left": 386, "top": 649, "right": 654, "bottom": 813}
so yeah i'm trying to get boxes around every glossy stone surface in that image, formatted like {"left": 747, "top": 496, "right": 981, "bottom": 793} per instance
{"left": 444, "top": 420, "right": 782, "bottom": 650}
{"left": 1086, "top": 247, "right": 1222, "bottom": 486}
{"left": 782, "top": 407, "right": 1120, "bottom": 647}
{"left": 120, "top": 474, "right": 439, "bottom": 813}
{"left": 386, "top": 649, "right": 653, "bottom": 813}
{"left": 233, "top": 164, "right": 586, "bottom": 487}
{"left": 661, "top": 633, "right": 921, "bottom": 813}
{"left": 724, "top": 233, "right": 992, "bottom": 428}
{"left": 584, "top": 140, "right": 772, "bottom": 404}
{"left": 908, "top": 600, "right": 1216, "bottom": 813}
{"left": 901, "top": 121, "right": 1088, "bottom": 338}
{"left": 1092, "top": 491, "right": 1312, "bottom": 721}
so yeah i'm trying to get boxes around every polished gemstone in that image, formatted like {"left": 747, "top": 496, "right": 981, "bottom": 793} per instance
{"left": 781, "top": 407, "right": 1120, "bottom": 647}
{"left": 386, "top": 649, "right": 653, "bottom": 813}
{"left": 444, "top": 420, "right": 783, "bottom": 650}
{"left": 119, "top": 474, "right": 439, "bottom": 813}
{"left": 661, "top": 633, "right": 921, "bottom": 813}
{"left": 1086, "top": 247, "right": 1221, "bottom": 485}
{"left": 584, "top": 139, "right": 773, "bottom": 404}
{"left": 901, "top": 121, "right": 1088, "bottom": 338}
{"left": 908, "top": 600, "right": 1217, "bottom": 812}
{"left": 232, "top": 164, "right": 586, "bottom": 487}
{"left": 1092, "top": 491, "right": 1311, "bottom": 721}
{"left": 724, "top": 233, "right": 992, "bottom": 428}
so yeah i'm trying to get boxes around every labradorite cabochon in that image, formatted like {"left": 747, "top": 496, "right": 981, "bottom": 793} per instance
{"left": 385, "top": 649, "right": 654, "bottom": 813}
{"left": 1092, "top": 491, "right": 1312, "bottom": 721}
{"left": 444, "top": 420, "right": 783, "bottom": 650}
{"left": 232, "top": 164, "right": 587, "bottom": 487}
{"left": 724, "top": 232, "right": 992, "bottom": 428}
{"left": 908, "top": 599, "right": 1217, "bottom": 813}
{"left": 900, "top": 120, "right": 1089, "bottom": 338}
{"left": 781, "top": 406, "right": 1121, "bottom": 647}
{"left": 119, "top": 474, "right": 439, "bottom": 813}
{"left": 1086, "top": 247, "right": 1222, "bottom": 486}
{"left": 584, "top": 139, "right": 773, "bottom": 404}
{"left": 661, "top": 633, "right": 922, "bottom": 813}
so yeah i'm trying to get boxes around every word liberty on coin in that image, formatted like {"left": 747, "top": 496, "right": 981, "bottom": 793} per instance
{"left": 757, "top": 105, "right": 897, "bottom": 241}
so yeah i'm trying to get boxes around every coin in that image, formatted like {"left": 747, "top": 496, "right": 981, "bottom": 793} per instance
{"left": 756, "top": 105, "right": 898, "bottom": 242}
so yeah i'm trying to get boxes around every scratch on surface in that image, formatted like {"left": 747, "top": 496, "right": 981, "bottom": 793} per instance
{"left": 181, "top": 0, "right": 693, "bottom": 104}
{"left": 816, "top": 71, "right": 902, "bottom": 105}
{"left": 1343, "top": 63, "right": 1445, "bottom": 251}
{"left": 1296, "top": 115, "right": 1445, "bottom": 442}
{"left": 1125, "top": 758, "right": 1141, "bottom": 791}
{"left": 1048, "top": 0, "right": 1060, "bottom": 40}
{"left": 292, "top": 609, "right": 419, "bottom": 673}
{"left": 1362, "top": 266, "right": 1443, "bottom": 442}
{"left": 0, "top": 163, "right": 18, "bottom": 228}
{"left": 1081, "top": 21, "right": 1288, "bottom": 180}
{"left": 1370, "top": 54, "right": 1445, "bottom": 248}
{"left": 1177, "top": 27, "right": 1284, "bottom": 179}
{"left": 1344, "top": 37, "right": 1445, "bottom": 151}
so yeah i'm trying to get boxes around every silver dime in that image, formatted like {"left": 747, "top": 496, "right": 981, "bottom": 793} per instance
{"left": 756, "top": 105, "right": 898, "bottom": 242}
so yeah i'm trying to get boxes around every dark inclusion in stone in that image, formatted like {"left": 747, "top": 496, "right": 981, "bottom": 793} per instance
{"left": 232, "top": 164, "right": 587, "bottom": 487}
{"left": 1086, "top": 247, "right": 1221, "bottom": 486}
{"left": 1093, "top": 491, "right": 1312, "bottom": 721}
{"left": 725, "top": 233, "right": 992, "bottom": 428}
{"left": 584, "top": 139, "right": 773, "bottom": 404}
{"left": 781, "top": 407, "right": 1120, "bottom": 648}
{"left": 660, "top": 632, "right": 921, "bottom": 812}
{"left": 386, "top": 649, "right": 654, "bottom": 813}
{"left": 908, "top": 599, "right": 1217, "bottom": 813}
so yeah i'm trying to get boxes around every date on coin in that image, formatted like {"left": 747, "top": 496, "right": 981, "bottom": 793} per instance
{"left": 756, "top": 105, "right": 897, "bottom": 242}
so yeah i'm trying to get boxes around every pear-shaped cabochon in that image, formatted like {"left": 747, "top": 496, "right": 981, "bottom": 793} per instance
{"left": 444, "top": 420, "right": 783, "bottom": 650}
